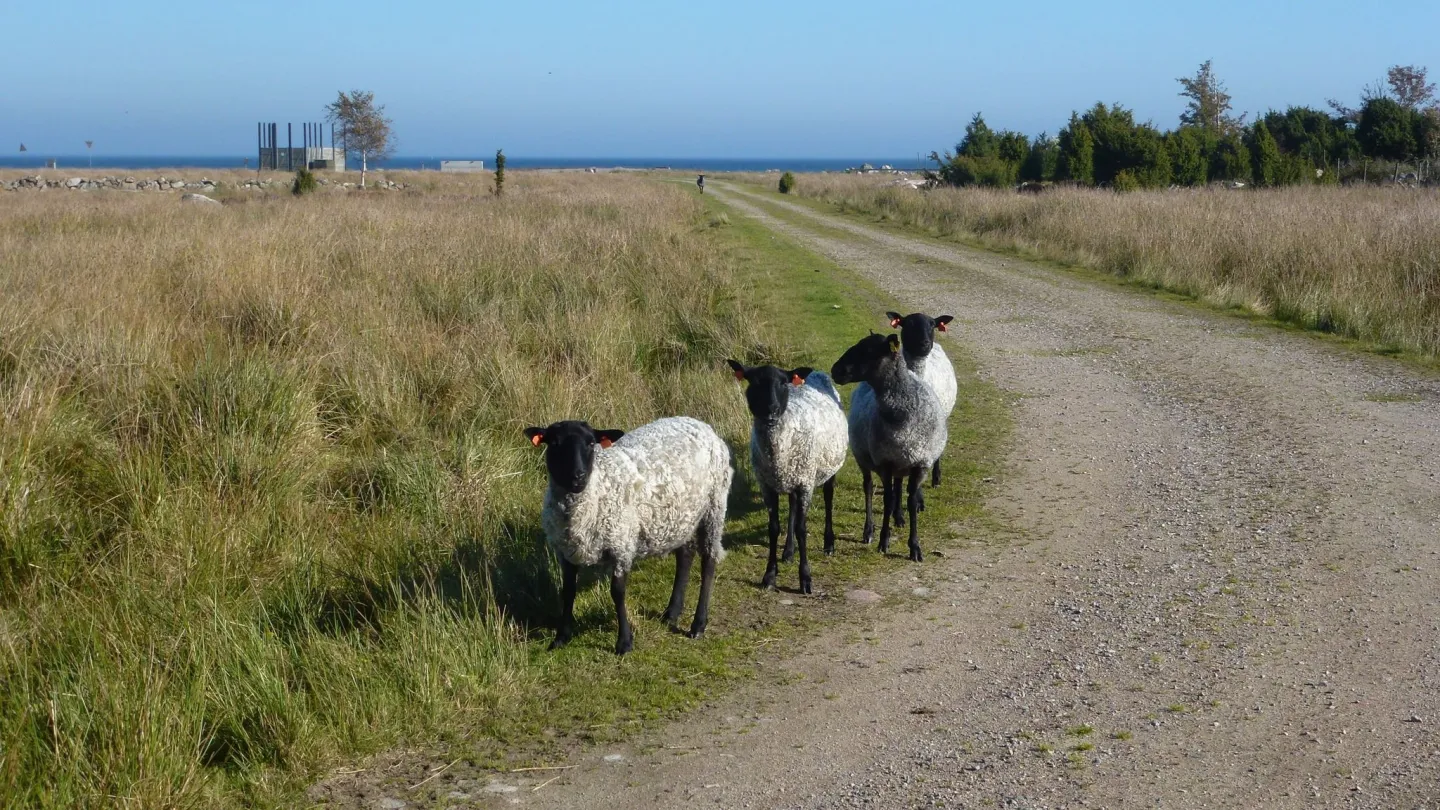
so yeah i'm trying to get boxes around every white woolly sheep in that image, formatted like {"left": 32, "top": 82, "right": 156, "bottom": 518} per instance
{"left": 727, "top": 360, "right": 848, "bottom": 594}
{"left": 831, "top": 333, "right": 948, "bottom": 562}
{"left": 523, "top": 416, "right": 733, "bottom": 654}
{"left": 887, "top": 311, "right": 956, "bottom": 489}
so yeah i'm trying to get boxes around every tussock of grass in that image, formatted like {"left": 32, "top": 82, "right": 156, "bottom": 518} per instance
{"left": 735, "top": 173, "right": 1440, "bottom": 358}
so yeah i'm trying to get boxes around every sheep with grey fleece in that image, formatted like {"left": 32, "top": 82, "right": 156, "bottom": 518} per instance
{"left": 523, "top": 416, "right": 732, "bottom": 654}
{"left": 727, "top": 360, "right": 848, "bottom": 594}
{"left": 831, "top": 332, "right": 947, "bottom": 562}
{"left": 887, "top": 311, "right": 956, "bottom": 488}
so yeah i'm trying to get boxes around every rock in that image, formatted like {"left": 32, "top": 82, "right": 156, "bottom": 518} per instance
{"left": 603, "top": 753, "right": 625, "bottom": 763}
{"left": 446, "top": 791, "right": 472, "bottom": 801}
{"left": 845, "top": 589, "right": 882, "bottom": 604}
{"left": 483, "top": 782, "right": 519, "bottom": 793}
{"left": 180, "top": 193, "right": 221, "bottom": 205}
{"left": 912, "top": 587, "right": 932, "bottom": 598}
{"left": 375, "top": 799, "right": 406, "bottom": 810}
{"left": 66, "top": 177, "right": 83, "bottom": 188}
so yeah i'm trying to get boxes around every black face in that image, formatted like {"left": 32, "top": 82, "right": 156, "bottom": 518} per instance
{"left": 886, "top": 311, "right": 954, "bottom": 359}
{"left": 523, "top": 420, "right": 625, "bottom": 495}
{"left": 830, "top": 333, "right": 900, "bottom": 385}
{"left": 728, "top": 360, "right": 809, "bottom": 423}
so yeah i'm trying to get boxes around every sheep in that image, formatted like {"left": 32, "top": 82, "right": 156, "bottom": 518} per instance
{"left": 886, "top": 311, "right": 956, "bottom": 489}
{"left": 831, "top": 332, "right": 947, "bottom": 562}
{"left": 523, "top": 416, "right": 733, "bottom": 654}
{"left": 727, "top": 360, "right": 848, "bottom": 594}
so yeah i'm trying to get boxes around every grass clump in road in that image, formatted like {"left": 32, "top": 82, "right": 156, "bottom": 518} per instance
{"left": 0, "top": 172, "right": 1007, "bottom": 808}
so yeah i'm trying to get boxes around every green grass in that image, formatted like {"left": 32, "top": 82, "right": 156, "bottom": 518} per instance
{"left": 0, "top": 175, "right": 1009, "bottom": 808}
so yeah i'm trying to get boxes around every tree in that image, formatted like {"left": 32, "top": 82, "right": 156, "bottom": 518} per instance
{"left": 1056, "top": 115, "right": 1095, "bottom": 184}
{"left": 1019, "top": 133, "right": 1059, "bottom": 182}
{"left": 494, "top": 149, "right": 506, "bottom": 197}
{"left": 85, "top": 140, "right": 93, "bottom": 168}
{"left": 997, "top": 131, "right": 1031, "bottom": 165}
{"left": 1178, "top": 59, "right": 1246, "bottom": 134}
{"left": 1248, "top": 121, "right": 1282, "bottom": 187}
{"left": 1357, "top": 97, "right": 1418, "bottom": 162}
{"left": 957, "top": 113, "right": 999, "bottom": 159}
{"left": 1387, "top": 64, "right": 1435, "bottom": 111}
{"left": 1167, "top": 126, "right": 1209, "bottom": 186}
{"left": 324, "top": 90, "right": 394, "bottom": 189}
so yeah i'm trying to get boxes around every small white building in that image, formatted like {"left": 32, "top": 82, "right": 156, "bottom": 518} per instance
{"left": 440, "top": 160, "right": 486, "bottom": 172}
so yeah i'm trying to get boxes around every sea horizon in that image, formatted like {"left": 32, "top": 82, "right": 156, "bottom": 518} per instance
{"left": 0, "top": 154, "right": 928, "bottom": 173}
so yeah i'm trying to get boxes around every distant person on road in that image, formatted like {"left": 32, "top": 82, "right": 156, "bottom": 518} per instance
{"left": 697, "top": 173, "right": 705, "bottom": 194}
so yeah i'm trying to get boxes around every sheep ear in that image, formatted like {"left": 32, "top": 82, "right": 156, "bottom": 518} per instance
{"left": 886, "top": 311, "right": 904, "bottom": 328}
{"left": 524, "top": 427, "right": 546, "bottom": 447}
{"left": 726, "top": 358, "right": 746, "bottom": 381}
{"left": 596, "top": 429, "right": 624, "bottom": 449}
{"left": 935, "top": 315, "right": 953, "bottom": 332}
{"left": 887, "top": 334, "right": 901, "bottom": 352}
{"left": 789, "top": 367, "right": 814, "bottom": 386}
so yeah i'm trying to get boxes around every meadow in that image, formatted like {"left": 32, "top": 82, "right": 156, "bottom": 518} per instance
{"left": 0, "top": 171, "right": 1004, "bottom": 807}
{"left": 745, "top": 172, "right": 1440, "bottom": 358}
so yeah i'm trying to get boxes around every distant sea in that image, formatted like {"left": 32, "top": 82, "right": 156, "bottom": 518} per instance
{"left": 0, "top": 155, "right": 926, "bottom": 172}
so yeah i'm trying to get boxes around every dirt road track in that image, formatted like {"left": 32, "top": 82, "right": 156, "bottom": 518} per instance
{"left": 495, "top": 185, "right": 1440, "bottom": 809}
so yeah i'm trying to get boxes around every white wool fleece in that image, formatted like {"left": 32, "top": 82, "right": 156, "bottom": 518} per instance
{"left": 750, "top": 371, "right": 848, "bottom": 497}
{"left": 906, "top": 342, "right": 957, "bottom": 417}
{"left": 542, "top": 416, "right": 732, "bottom": 577}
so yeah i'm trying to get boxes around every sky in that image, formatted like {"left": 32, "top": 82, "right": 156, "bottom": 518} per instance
{"left": 3, "top": 0, "right": 1437, "bottom": 158}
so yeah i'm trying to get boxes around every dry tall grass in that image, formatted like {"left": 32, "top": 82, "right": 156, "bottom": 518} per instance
{"left": 0, "top": 173, "right": 766, "bottom": 806}
{"left": 757, "top": 173, "right": 1440, "bottom": 356}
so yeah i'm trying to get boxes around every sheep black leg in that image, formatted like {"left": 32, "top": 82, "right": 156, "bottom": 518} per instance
{"left": 879, "top": 472, "right": 894, "bottom": 554}
{"left": 893, "top": 473, "right": 906, "bottom": 528}
{"left": 761, "top": 490, "right": 781, "bottom": 589}
{"left": 663, "top": 546, "right": 695, "bottom": 629}
{"left": 861, "top": 469, "right": 875, "bottom": 545}
{"left": 689, "top": 542, "right": 717, "bottom": 639}
{"left": 550, "top": 558, "right": 579, "bottom": 650}
{"left": 907, "top": 468, "right": 924, "bottom": 562}
{"left": 796, "top": 490, "right": 813, "bottom": 594}
{"left": 822, "top": 475, "right": 837, "bottom": 556}
{"left": 611, "top": 570, "right": 633, "bottom": 655}
{"left": 782, "top": 491, "right": 798, "bottom": 563}
{"left": 931, "top": 459, "right": 941, "bottom": 488}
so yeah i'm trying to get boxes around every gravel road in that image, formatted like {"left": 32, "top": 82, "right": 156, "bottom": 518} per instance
{"left": 361, "top": 184, "right": 1440, "bottom": 809}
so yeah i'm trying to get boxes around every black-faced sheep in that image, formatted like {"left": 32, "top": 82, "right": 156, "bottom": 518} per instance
{"left": 523, "top": 417, "right": 732, "bottom": 654}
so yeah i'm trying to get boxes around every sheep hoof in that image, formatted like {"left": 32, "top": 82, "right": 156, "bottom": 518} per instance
{"left": 760, "top": 570, "right": 778, "bottom": 590}
{"left": 780, "top": 547, "right": 795, "bottom": 563}
{"left": 909, "top": 546, "right": 924, "bottom": 563}
{"left": 799, "top": 576, "right": 813, "bottom": 595}
{"left": 823, "top": 537, "right": 836, "bottom": 556}
{"left": 549, "top": 634, "right": 571, "bottom": 651}
{"left": 687, "top": 624, "right": 707, "bottom": 639}
{"left": 615, "top": 636, "right": 633, "bottom": 655}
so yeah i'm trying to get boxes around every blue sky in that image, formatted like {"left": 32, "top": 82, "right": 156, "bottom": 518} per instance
{"left": 3, "top": 0, "right": 1436, "bottom": 158}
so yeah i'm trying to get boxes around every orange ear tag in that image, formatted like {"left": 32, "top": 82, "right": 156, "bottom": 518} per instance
{"left": 890, "top": 319, "right": 902, "bottom": 328}
{"left": 733, "top": 370, "right": 745, "bottom": 381}
{"left": 530, "top": 434, "right": 543, "bottom": 447}
{"left": 599, "top": 437, "right": 613, "bottom": 449}
{"left": 791, "top": 374, "right": 804, "bottom": 386}
{"left": 937, "top": 323, "right": 948, "bottom": 332}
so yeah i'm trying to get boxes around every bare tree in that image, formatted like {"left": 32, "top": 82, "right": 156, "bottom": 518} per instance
{"left": 1387, "top": 64, "right": 1436, "bottom": 111}
{"left": 324, "top": 90, "right": 395, "bottom": 188}
{"left": 1177, "top": 60, "right": 1246, "bottom": 134}
{"left": 85, "top": 140, "right": 93, "bottom": 168}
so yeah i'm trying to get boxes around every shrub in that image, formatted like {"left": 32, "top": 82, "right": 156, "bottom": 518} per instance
{"left": 1248, "top": 122, "right": 1282, "bottom": 187}
{"left": 778, "top": 171, "right": 797, "bottom": 194}
{"left": 1112, "top": 170, "right": 1142, "bottom": 192}
{"left": 292, "top": 168, "right": 318, "bottom": 196}
{"left": 494, "top": 149, "right": 506, "bottom": 197}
